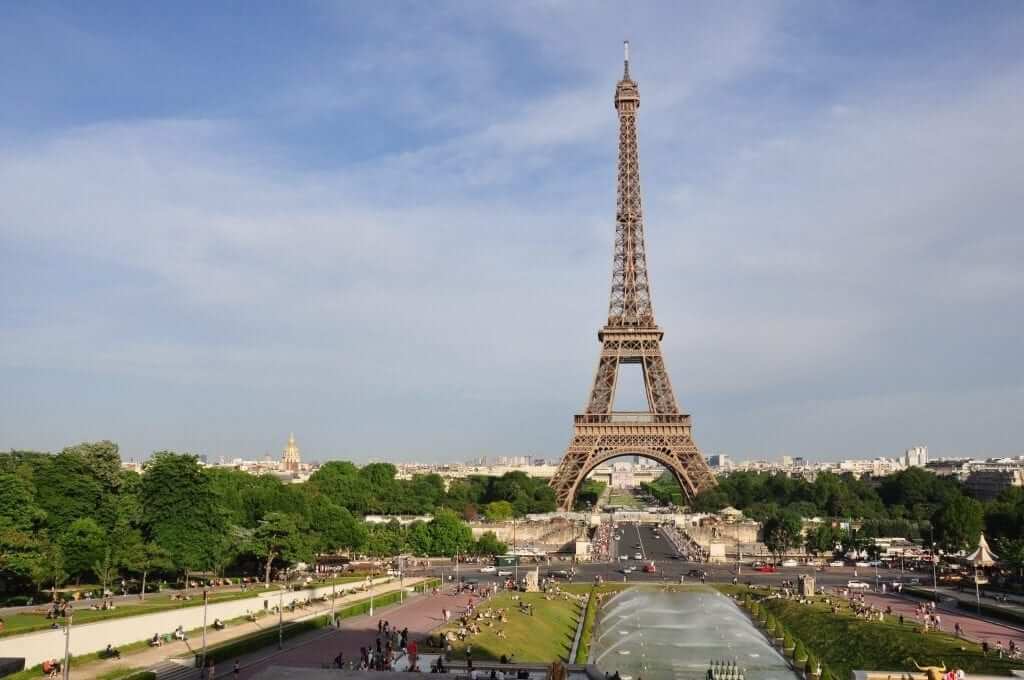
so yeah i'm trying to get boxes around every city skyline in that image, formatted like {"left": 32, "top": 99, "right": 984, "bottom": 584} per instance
{"left": 2, "top": 4, "right": 1023, "bottom": 463}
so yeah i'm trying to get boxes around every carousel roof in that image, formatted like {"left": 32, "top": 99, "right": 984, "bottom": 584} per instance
{"left": 966, "top": 532, "right": 998, "bottom": 566}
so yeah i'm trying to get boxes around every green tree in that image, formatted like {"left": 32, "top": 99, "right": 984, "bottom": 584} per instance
{"left": 762, "top": 511, "right": 803, "bottom": 561}
{"left": 474, "top": 531, "right": 507, "bottom": 556}
{"left": 427, "top": 510, "right": 474, "bottom": 557}
{"left": 483, "top": 501, "right": 514, "bottom": 522}
{"left": 92, "top": 546, "right": 115, "bottom": 595}
{"left": 998, "top": 538, "right": 1024, "bottom": 580}
{"left": 121, "top": 538, "right": 172, "bottom": 600}
{"left": 252, "top": 512, "right": 308, "bottom": 586}
{"left": 30, "top": 537, "right": 67, "bottom": 600}
{"left": 0, "top": 474, "right": 46, "bottom": 530}
{"left": 59, "top": 517, "right": 107, "bottom": 584}
{"left": 931, "top": 495, "right": 984, "bottom": 552}
{"left": 310, "top": 501, "right": 367, "bottom": 553}
{"left": 140, "top": 452, "right": 226, "bottom": 582}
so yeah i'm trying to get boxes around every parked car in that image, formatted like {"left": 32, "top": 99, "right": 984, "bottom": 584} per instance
{"left": 687, "top": 569, "right": 702, "bottom": 578}
{"left": 756, "top": 565, "right": 777, "bottom": 573}
{"left": 854, "top": 561, "right": 871, "bottom": 567}
{"left": 643, "top": 563, "right": 656, "bottom": 573}
{"left": 497, "top": 569, "right": 512, "bottom": 577}
{"left": 828, "top": 560, "right": 845, "bottom": 567}
{"left": 781, "top": 559, "right": 798, "bottom": 568}
{"left": 620, "top": 566, "right": 635, "bottom": 574}
{"left": 847, "top": 580, "right": 870, "bottom": 589}
{"left": 633, "top": 553, "right": 643, "bottom": 560}
{"left": 479, "top": 566, "right": 497, "bottom": 574}
{"left": 550, "top": 570, "right": 571, "bottom": 579}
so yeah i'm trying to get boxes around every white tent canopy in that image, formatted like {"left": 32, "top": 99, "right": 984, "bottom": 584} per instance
{"left": 966, "top": 533, "right": 998, "bottom": 566}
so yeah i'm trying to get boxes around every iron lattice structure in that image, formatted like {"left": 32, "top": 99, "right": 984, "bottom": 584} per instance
{"left": 550, "top": 44, "right": 716, "bottom": 511}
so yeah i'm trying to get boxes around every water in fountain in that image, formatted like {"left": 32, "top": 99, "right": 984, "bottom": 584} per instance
{"left": 589, "top": 589, "right": 798, "bottom": 680}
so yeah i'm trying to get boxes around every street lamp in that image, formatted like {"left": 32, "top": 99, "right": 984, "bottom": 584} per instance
{"left": 331, "top": 580, "right": 337, "bottom": 627}
{"left": 278, "top": 588, "right": 284, "bottom": 649}
{"left": 200, "top": 589, "right": 209, "bottom": 673}
{"left": 62, "top": 607, "right": 73, "bottom": 680}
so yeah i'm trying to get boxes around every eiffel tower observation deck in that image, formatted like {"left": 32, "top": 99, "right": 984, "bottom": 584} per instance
{"left": 550, "top": 43, "right": 716, "bottom": 511}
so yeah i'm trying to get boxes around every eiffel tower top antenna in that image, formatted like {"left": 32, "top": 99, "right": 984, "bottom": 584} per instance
{"left": 623, "top": 40, "right": 630, "bottom": 78}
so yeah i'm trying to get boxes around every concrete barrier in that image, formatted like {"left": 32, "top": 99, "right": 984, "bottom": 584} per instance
{"left": 0, "top": 578, "right": 393, "bottom": 669}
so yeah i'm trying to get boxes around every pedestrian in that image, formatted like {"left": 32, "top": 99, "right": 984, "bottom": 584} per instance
{"left": 899, "top": 614, "right": 904, "bottom": 626}
{"left": 997, "top": 640, "right": 1004, "bottom": 658}
{"left": 954, "top": 622, "right": 961, "bottom": 638}
{"left": 233, "top": 660, "right": 240, "bottom": 679}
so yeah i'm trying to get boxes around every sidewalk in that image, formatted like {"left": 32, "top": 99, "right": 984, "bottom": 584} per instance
{"left": 933, "top": 585, "right": 1024, "bottom": 618}
{"left": 65, "top": 579, "right": 428, "bottom": 680}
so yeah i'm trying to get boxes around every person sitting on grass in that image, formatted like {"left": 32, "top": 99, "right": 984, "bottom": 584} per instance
{"left": 150, "top": 633, "right": 162, "bottom": 647}
{"left": 213, "top": 618, "right": 225, "bottom": 630}
{"left": 103, "top": 644, "right": 121, "bottom": 660}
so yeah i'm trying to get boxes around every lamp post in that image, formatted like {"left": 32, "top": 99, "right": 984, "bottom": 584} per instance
{"left": 62, "top": 609, "right": 73, "bottom": 680}
{"left": 200, "top": 589, "right": 209, "bottom": 673}
{"left": 369, "top": 570, "right": 375, "bottom": 617}
{"left": 331, "top": 580, "right": 337, "bottom": 627}
{"left": 513, "top": 518, "right": 519, "bottom": 586}
{"left": 278, "top": 588, "right": 284, "bottom": 650}
{"left": 399, "top": 557, "right": 404, "bottom": 604}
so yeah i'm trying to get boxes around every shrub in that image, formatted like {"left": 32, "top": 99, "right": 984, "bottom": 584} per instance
{"left": 783, "top": 632, "right": 794, "bottom": 649}
{"left": 793, "top": 641, "right": 807, "bottom": 663}
{"left": 805, "top": 654, "right": 818, "bottom": 676}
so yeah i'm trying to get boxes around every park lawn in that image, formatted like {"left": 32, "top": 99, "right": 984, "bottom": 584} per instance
{"left": 726, "top": 587, "right": 1020, "bottom": 679}
{"left": 0, "top": 576, "right": 367, "bottom": 638}
{"left": 607, "top": 492, "right": 641, "bottom": 508}
{"left": 436, "top": 592, "right": 582, "bottom": 662}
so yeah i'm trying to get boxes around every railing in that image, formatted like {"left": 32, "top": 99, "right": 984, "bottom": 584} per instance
{"left": 574, "top": 413, "right": 691, "bottom": 425}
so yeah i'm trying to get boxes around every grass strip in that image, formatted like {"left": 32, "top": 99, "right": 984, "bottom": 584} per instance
{"left": 573, "top": 589, "right": 599, "bottom": 664}
{"left": 724, "top": 586, "right": 1019, "bottom": 680}
{"left": 0, "top": 578, "right": 365, "bottom": 639}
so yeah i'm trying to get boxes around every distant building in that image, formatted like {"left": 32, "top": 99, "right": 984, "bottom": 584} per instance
{"left": 905, "top": 445, "right": 928, "bottom": 468}
{"left": 965, "top": 468, "right": 1024, "bottom": 501}
{"left": 708, "top": 454, "right": 730, "bottom": 469}
{"left": 282, "top": 433, "right": 301, "bottom": 472}
{"left": 781, "top": 455, "right": 793, "bottom": 466}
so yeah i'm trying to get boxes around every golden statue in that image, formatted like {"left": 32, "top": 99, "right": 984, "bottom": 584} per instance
{"left": 910, "top": 659, "right": 946, "bottom": 680}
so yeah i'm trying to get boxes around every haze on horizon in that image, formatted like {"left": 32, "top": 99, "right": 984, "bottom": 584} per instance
{"left": 1, "top": 3, "right": 1022, "bottom": 464}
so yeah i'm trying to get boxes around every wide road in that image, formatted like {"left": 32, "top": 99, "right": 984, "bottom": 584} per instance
{"left": 415, "top": 522, "right": 919, "bottom": 591}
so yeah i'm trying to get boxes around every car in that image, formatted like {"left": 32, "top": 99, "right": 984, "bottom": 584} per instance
{"left": 905, "top": 577, "right": 920, "bottom": 585}
{"left": 479, "top": 566, "right": 497, "bottom": 574}
{"left": 847, "top": 580, "right": 870, "bottom": 589}
{"left": 550, "top": 570, "right": 571, "bottom": 579}
{"left": 854, "top": 561, "right": 871, "bottom": 567}
{"left": 620, "top": 566, "right": 634, "bottom": 574}
{"left": 497, "top": 569, "right": 512, "bottom": 577}
{"left": 687, "top": 569, "right": 701, "bottom": 578}
{"left": 756, "top": 565, "right": 777, "bottom": 573}
{"left": 633, "top": 553, "right": 643, "bottom": 560}
{"left": 643, "top": 563, "right": 657, "bottom": 573}
{"left": 618, "top": 555, "right": 628, "bottom": 561}
{"left": 781, "top": 559, "right": 798, "bottom": 568}
{"left": 828, "top": 560, "right": 845, "bottom": 567}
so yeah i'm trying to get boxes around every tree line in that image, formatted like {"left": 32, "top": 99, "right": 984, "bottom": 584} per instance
{"left": 643, "top": 467, "right": 1024, "bottom": 562}
{"left": 0, "top": 442, "right": 576, "bottom": 601}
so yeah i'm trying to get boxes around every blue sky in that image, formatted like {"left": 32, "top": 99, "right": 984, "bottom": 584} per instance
{"left": 2, "top": 2, "right": 1022, "bottom": 463}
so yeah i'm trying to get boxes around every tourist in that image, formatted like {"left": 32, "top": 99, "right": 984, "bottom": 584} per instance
{"left": 997, "top": 640, "right": 1004, "bottom": 658}
{"left": 954, "top": 622, "right": 962, "bottom": 638}
{"left": 334, "top": 652, "right": 345, "bottom": 669}
{"left": 233, "top": 660, "right": 241, "bottom": 678}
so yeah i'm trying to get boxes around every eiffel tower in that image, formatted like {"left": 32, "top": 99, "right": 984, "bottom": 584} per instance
{"left": 550, "top": 43, "right": 716, "bottom": 511}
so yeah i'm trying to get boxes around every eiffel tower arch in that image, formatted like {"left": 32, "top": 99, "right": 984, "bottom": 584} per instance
{"left": 550, "top": 43, "right": 716, "bottom": 511}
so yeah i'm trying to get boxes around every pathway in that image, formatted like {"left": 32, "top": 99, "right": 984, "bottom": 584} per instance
{"left": 861, "top": 592, "right": 1024, "bottom": 649}
{"left": 227, "top": 589, "right": 461, "bottom": 680}
{"left": 59, "top": 580, "right": 427, "bottom": 680}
